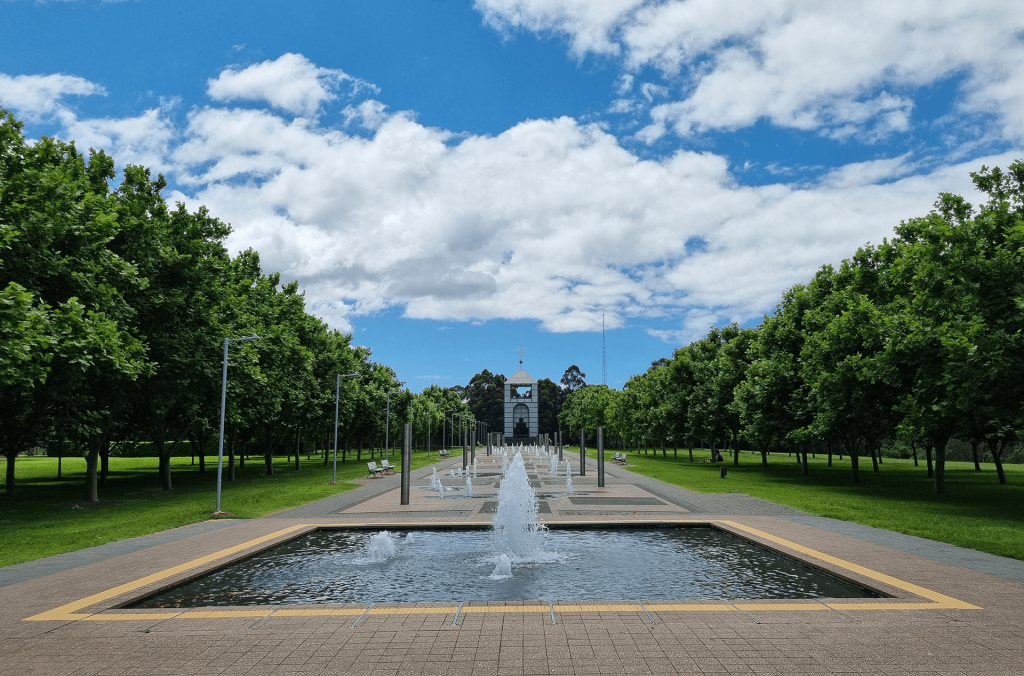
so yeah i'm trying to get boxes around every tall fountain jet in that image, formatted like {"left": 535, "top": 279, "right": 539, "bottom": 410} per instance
{"left": 492, "top": 452, "right": 544, "bottom": 558}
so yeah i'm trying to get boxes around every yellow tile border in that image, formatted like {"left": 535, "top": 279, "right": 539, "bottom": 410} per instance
{"left": 24, "top": 524, "right": 310, "bottom": 622}
{"left": 24, "top": 520, "right": 979, "bottom": 622}
{"left": 718, "top": 520, "right": 980, "bottom": 610}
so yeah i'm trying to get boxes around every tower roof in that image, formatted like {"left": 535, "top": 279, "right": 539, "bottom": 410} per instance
{"left": 506, "top": 368, "right": 537, "bottom": 385}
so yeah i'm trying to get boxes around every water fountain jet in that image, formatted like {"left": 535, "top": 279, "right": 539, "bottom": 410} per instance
{"left": 367, "top": 531, "right": 396, "bottom": 561}
{"left": 492, "top": 452, "right": 545, "bottom": 558}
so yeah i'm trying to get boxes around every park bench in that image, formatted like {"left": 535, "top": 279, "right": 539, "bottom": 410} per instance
{"left": 380, "top": 459, "right": 397, "bottom": 474}
{"left": 366, "top": 461, "right": 385, "bottom": 478}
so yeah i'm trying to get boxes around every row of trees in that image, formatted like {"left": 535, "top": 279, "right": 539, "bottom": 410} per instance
{"left": 560, "top": 162, "right": 1024, "bottom": 493}
{"left": 0, "top": 110, "right": 477, "bottom": 499}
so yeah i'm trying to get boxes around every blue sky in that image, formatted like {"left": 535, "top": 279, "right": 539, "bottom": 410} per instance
{"left": 2, "top": 0, "right": 1022, "bottom": 389}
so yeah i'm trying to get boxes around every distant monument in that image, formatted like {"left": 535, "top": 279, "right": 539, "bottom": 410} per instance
{"left": 504, "top": 349, "right": 538, "bottom": 442}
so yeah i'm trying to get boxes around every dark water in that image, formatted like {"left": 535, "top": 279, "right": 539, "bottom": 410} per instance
{"left": 130, "top": 527, "right": 880, "bottom": 607}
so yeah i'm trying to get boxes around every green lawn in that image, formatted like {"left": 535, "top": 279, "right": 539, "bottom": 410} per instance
{"left": 0, "top": 447, "right": 459, "bottom": 568}
{"left": 6, "top": 445, "right": 1021, "bottom": 568}
{"left": 575, "top": 445, "right": 1024, "bottom": 561}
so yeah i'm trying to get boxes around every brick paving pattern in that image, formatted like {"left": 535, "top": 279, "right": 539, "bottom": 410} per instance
{"left": 2, "top": 449, "right": 1023, "bottom": 675}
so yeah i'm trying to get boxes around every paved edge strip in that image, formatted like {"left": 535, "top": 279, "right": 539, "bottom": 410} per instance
{"left": 720, "top": 521, "right": 980, "bottom": 610}
{"left": 23, "top": 524, "right": 310, "bottom": 622}
{"left": 24, "top": 520, "right": 980, "bottom": 622}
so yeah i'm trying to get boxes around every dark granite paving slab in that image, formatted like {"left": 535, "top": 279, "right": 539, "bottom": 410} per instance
{"left": 0, "top": 519, "right": 242, "bottom": 588}
{"left": 332, "top": 509, "right": 474, "bottom": 518}
{"left": 567, "top": 497, "right": 665, "bottom": 505}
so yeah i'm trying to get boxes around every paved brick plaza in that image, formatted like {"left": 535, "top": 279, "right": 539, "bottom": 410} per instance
{"left": 2, "top": 450, "right": 1023, "bottom": 675}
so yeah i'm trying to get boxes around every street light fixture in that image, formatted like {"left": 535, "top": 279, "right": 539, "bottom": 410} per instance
{"left": 442, "top": 409, "right": 452, "bottom": 457}
{"left": 216, "top": 334, "right": 259, "bottom": 515}
{"left": 385, "top": 390, "right": 391, "bottom": 461}
{"left": 332, "top": 373, "right": 359, "bottom": 484}
{"left": 427, "top": 403, "right": 434, "bottom": 458}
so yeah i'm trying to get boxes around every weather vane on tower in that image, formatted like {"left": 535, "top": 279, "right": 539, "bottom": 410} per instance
{"left": 519, "top": 346, "right": 524, "bottom": 366}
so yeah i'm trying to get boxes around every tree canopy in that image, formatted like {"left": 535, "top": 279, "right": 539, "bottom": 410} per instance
{"left": 557, "top": 161, "right": 1024, "bottom": 493}
{"left": 0, "top": 109, "right": 408, "bottom": 498}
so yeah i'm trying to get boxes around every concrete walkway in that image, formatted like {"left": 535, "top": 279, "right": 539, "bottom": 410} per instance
{"left": 2, "top": 449, "right": 1023, "bottom": 675}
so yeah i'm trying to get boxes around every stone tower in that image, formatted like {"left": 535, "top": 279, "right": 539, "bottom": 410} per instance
{"left": 504, "top": 367, "right": 538, "bottom": 440}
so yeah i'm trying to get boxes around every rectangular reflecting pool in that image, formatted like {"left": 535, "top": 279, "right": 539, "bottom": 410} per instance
{"left": 129, "top": 527, "right": 882, "bottom": 607}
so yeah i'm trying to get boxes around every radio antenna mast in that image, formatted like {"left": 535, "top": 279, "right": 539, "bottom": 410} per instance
{"left": 602, "top": 314, "right": 607, "bottom": 386}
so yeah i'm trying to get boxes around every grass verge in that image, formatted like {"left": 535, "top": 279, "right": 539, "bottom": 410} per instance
{"left": 577, "top": 446, "right": 1024, "bottom": 561}
{"left": 0, "top": 448, "right": 458, "bottom": 568}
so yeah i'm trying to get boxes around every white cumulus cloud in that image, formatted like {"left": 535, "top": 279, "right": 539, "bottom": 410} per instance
{"left": 163, "top": 86, "right": 1015, "bottom": 340}
{"left": 475, "top": 0, "right": 1024, "bottom": 143}
{"left": 206, "top": 53, "right": 374, "bottom": 117}
{"left": 13, "top": 55, "right": 1022, "bottom": 344}
{"left": 0, "top": 72, "right": 104, "bottom": 121}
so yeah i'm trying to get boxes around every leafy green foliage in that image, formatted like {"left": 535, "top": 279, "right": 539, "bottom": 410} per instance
{"left": 557, "top": 160, "right": 1024, "bottom": 496}
{"left": 0, "top": 108, "right": 404, "bottom": 500}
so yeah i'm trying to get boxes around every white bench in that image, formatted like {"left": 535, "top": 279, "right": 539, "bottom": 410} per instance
{"left": 366, "top": 461, "right": 384, "bottom": 478}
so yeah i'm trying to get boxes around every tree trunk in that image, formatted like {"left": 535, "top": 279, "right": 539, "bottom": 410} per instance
{"left": 4, "top": 452, "right": 16, "bottom": 496}
{"left": 57, "top": 436, "right": 63, "bottom": 479}
{"left": 85, "top": 446, "right": 99, "bottom": 502}
{"left": 970, "top": 440, "right": 981, "bottom": 471}
{"left": 688, "top": 443, "right": 693, "bottom": 462}
{"left": 227, "top": 436, "right": 236, "bottom": 482}
{"left": 152, "top": 437, "right": 174, "bottom": 491}
{"left": 197, "top": 432, "right": 207, "bottom": 473}
{"left": 845, "top": 440, "right": 860, "bottom": 483}
{"left": 925, "top": 443, "right": 933, "bottom": 478}
{"left": 870, "top": 444, "right": 879, "bottom": 472}
{"left": 827, "top": 439, "right": 833, "bottom": 467}
{"left": 801, "top": 445, "right": 809, "bottom": 476}
{"left": 760, "top": 443, "right": 769, "bottom": 470}
{"left": 295, "top": 424, "right": 302, "bottom": 471}
{"left": 987, "top": 438, "right": 1007, "bottom": 485}
{"left": 358, "top": 440, "right": 362, "bottom": 461}
{"left": 99, "top": 441, "right": 110, "bottom": 486}
{"left": 264, "top": 432, "right": 275, "bottom": 477}
{"left": 159, "top": 451, "right": 173, "bottom": 490}
{"left": 911, "top": 440, "right": 918, "bottom": 467}
{"left": 662, "top": 440, "right": 666, "bottom": 457}
{"left": 933, "top": 438, "right": 947, "bottom": 494}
